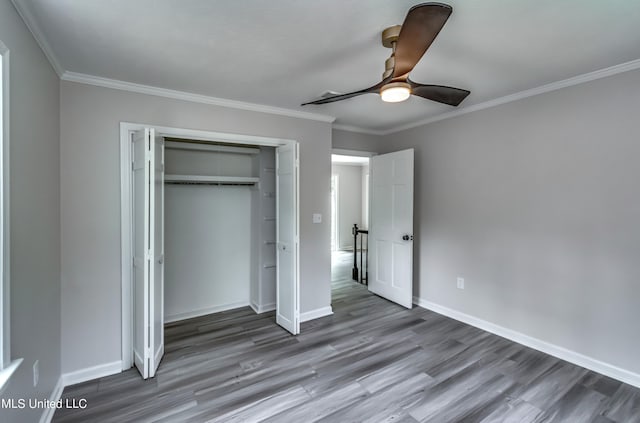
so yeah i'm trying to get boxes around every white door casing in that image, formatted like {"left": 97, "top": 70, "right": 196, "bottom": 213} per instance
{"left": 369, "top": 149, "right": 414, "bottom": 309}
{"left": 276, "top": 143, "right": 300, "bottom": 335}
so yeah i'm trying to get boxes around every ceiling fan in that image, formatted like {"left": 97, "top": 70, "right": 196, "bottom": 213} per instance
{"left": 301, "top": 2, "right": 470, "bottom": 107}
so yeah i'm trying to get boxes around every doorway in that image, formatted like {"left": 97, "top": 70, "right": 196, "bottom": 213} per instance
{"left": 330, "top": 150, "right": 372, "bottom": 292}
{"left": 330, "top": 148, "right": 416, "bottom": 312}
{"left": 120, "top": 123, "right": 301, "bottom": 378}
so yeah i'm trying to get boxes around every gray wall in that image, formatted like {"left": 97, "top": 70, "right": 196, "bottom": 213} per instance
{"left": 60, "top": 81, "right": 332, "bottom": 374}
{"left": 378, "top": 69, "right": 640, "bottom": 375}
{"left": 254, "top": 148, "right": 277, "bottom": 311}
{"left": 331, "top": 164, "right": 363, "bottom": 250}
{"left": 0, "top": 0, "right": 61, "bottom": 422}
{"left": 332, "top": 128, "right": 384, "bottom": 152}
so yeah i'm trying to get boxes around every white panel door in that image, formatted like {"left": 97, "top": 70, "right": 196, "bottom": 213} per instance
{"left": 276, "top": 144, "right": 300, "bottom": 335}
{"left": 132, "top": 128, "right": 165, "bottom": 379}
{"left": 149, "top": 130, "right": 165, "bottom": 377}
{"left": 369, "top": 149, "right": 414, "bottom": 309}
{"left": 132, "top": 128, "right": 150, "bottom": 379}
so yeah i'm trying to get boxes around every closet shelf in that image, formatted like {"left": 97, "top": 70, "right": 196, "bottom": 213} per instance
{"left": 165, "top": 174, "right": 259, "bottom": 185}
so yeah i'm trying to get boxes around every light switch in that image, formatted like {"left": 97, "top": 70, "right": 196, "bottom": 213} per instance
{"left": 312, "top": 213, "right": 322, "bottom": 224}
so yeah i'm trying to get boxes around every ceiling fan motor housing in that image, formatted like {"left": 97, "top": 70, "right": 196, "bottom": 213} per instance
{"left": 382, "top": 25, "right": 402, "bottom": 48}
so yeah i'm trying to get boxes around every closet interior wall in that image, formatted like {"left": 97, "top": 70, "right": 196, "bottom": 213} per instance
{"left": 163, "top": 140, "right": 276, "bottom": 322}
{"left": 251, "top": 148, "right": 277, "bottom": 313}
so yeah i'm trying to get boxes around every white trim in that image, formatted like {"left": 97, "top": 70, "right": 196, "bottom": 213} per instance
{"left": 300, "top": 306, "right": 333, "bottom": 322}
{"left": 0, "top": 40, "right": 10, "bottom": 372}
{"left": 383, "top": 58, "right": 640, "bottom": 135}
{"left": 39, "top": 376, "right": 63, "bottom": 423}
{"left": 413, "top": 296, "right": 640, "bottom": 389}
{"left": 61, "top": 361, "right": 122, "bottom": 387}
{"left": 331, "top": 148, "right": 376, "bottom": 158}
{"left": 250, "top": 301, "right": 276, "bottom": 314}
{"left": 0, "top": 358, "right": 21, "bottom": 396}
{"left": 331, "top": 162, "right": 367, "bottom": 168}
{"left": 63, "top": 72, "right": 335, "bottom": 124}
{"left": 10, "top": 0, "right": 64, "bottom": 76}
{"left": 165, "top": 301, "right": 250, "bottom": 323}
{"left": 333, "top": 123, "right": 385, "bottom": 136}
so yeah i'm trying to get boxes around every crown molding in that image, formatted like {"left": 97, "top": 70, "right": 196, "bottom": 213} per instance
{"left": 332, "top": 123, "right": 385, "bottom": 136}
{"left": 11, "top": 0, "right": 64, "bottom": 76}
{"left": 11, "top": 0, "right": 640, "bottom": 135}
{"left": 61, "top": 71, "right": 336, "bottom": 124}
{"left": 381, "top": 58, "right": 640, "bottom": 135}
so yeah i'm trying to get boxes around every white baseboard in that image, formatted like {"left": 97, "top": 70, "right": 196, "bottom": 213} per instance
{"left": 39, "top": 376, "right": 64, "bottom": 423}
{"left": 165, "top": 301, "right": 250, "bottom": 323}
{"left": 413, "top": 296, "right": 640, "bottom": 389}
{"left": 250, "top": 301, "right": 276, "bottom": 314}
{"left": 61, "top": 360, "right": 122, "bottom": 387}
{"left": 300, "top": 306, "right": 333, "bottom": 322}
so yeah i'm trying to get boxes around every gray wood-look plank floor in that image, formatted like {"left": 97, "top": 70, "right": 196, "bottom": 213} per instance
{"left": 54, "top": 252, "right": 640, "bottom": 423}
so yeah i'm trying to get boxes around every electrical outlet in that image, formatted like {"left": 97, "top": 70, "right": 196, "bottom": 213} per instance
{"left": 33, "top": 360, "right": 39, "bottom": 387}
{"left": 457, "top": 277, "right": 465, "bottom": 290}
{"left": 312, "top": 213, "right": 322, "bottom": 224}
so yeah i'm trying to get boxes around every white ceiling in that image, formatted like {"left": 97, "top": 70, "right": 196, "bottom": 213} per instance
{"left": 16, "top": 0, "right": 640, "bottom": 132}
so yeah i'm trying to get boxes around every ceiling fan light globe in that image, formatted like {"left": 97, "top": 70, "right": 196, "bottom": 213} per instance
{"left": 380, "top": 82, "right": 411, "bottom": 103}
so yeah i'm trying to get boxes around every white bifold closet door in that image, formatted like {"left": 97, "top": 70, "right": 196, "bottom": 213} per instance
{"left": 132, "top": 127, "right": 165, "bottom": 379}
{"left": 369, "top": 149, "right": 414, "bottom": 309}
{"left": 276, "top": 144, "right": 300, "bottom": 335}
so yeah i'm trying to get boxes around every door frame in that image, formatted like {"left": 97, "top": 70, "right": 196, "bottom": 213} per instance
{"left": 330, "top": 174, "right": 339, "bottom": 252}
{"left": 120, "top": 122, "right": 299, "bottom": 370}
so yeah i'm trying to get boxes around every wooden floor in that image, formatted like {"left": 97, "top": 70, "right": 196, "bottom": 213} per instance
{"left": 54, "top": 251, "right": 640, "bottom": 422}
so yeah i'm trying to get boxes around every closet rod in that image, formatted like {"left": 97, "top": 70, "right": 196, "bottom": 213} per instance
{"left": 165, "top": 181, "right": 256, "bottom": 186}
{"left": 164, "top": 140, "right": 260, "bottom": 155}
{"left": 165, "top": 174, "right": 259, "bottom": 184}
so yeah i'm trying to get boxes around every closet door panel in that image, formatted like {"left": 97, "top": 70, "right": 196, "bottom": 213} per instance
{"left": 132, "top": 128, "right": 150, "bottom": 379}
{"left": 149, "top": 131, "right": 165, "bottom": 378}
{"left": 276, "top": 144, "right": 300, "bottom": 335}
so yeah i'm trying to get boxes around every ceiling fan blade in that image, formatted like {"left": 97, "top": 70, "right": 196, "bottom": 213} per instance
{"left": 408, "top": 79, "right": 470, "bottom": 106}
{"left": 392, "top": 3, "right": 452, "bottom": 78}
{"left": 301, "top": 81, "right": 385, "bottom": 105}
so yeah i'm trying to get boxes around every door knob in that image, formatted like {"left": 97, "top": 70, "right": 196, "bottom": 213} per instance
{"left": 402, "top": 234, "right": 413, "bottom": 241}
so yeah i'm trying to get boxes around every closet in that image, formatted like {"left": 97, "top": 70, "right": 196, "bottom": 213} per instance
{"left": 125, "top": 125, "right": 300, "bottom": 380}
{"left": 163, "top": 139, "right": 276, "bottom": 322}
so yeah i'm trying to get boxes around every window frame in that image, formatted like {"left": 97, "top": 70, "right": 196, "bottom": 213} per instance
{"left": 0, "top": 39, "right": 20, "bottom": 392}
